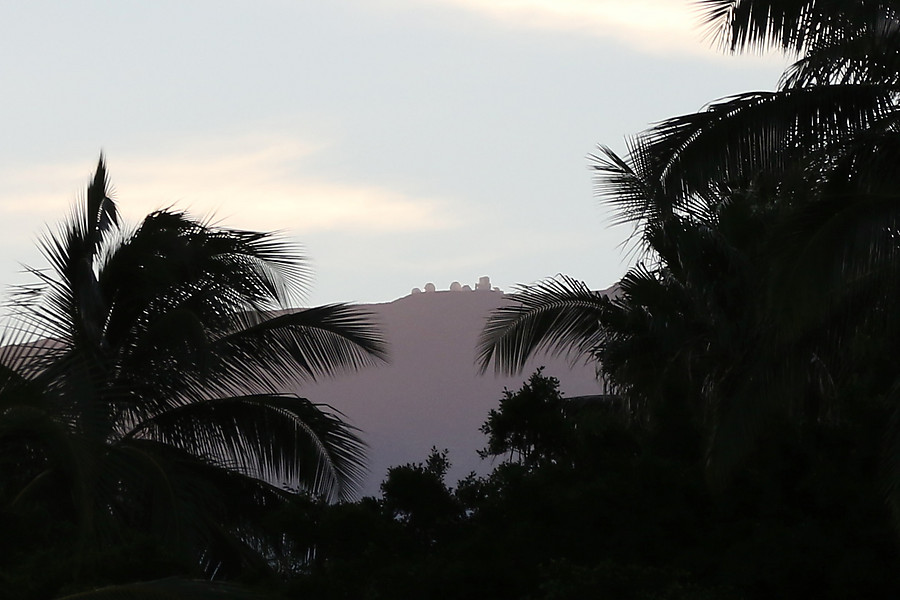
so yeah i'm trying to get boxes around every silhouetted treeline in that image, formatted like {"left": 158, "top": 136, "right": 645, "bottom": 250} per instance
{"left": 7, "top": 1, "right": 900, "bottom": 597}
{"left": 262, "top": 370, "right": 900, "bottom": 599}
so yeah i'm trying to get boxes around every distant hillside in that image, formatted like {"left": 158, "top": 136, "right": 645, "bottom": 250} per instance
{"left": 299, "top": 288, "right": 605, "bottom": 498}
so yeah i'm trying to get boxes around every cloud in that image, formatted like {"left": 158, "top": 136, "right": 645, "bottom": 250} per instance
{"left": 0, "top": 135, "right": 456, "bottom": 237}
{"left": 429, "top": 0, "right": 769, "bottom": 59}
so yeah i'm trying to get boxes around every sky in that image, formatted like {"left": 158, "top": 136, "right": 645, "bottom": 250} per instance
{"left": 0, "top": 0, "right": 788, "bottom": 307}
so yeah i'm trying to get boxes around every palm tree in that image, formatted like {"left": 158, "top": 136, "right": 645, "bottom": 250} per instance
{"left": 479, "top": 0, "right": 900, "bottom": 480}
{"left": 0, "top": 157, "right": 387, "bottom": 583}
{"left": 644, "top": 1, "right": 900, "bottom": 281}
{"left": 479, "top": 186, "right": 806, "bottom": 469}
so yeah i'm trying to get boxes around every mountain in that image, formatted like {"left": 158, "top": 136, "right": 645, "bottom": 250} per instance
{"left": 299, "top": 286, "right": 605, "bottom": 498}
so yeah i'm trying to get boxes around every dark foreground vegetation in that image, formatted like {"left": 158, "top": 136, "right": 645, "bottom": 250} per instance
{"left": 273, "top": 370, "right": 900, "bottom": 599}
{"left": 0, "top": 160, "right": 386, "bottom": 599}
{"left": 5, "top": 0, "right": 900, "bottom": 597}
{"left": 473, "top": 0, "right": 900, "bottom": 597}
{"left": 4, "top": 365, "right": 899, "bottom": 598}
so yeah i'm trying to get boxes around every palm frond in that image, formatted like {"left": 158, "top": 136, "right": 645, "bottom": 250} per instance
{"left": 589, "top": 142, "right": 661, "bottom": 226}
{"left": 780, "top": 16, "right": 900, "bottom": 87}
{"left": 765, "top": 129, "right": 900, "bottom": 330}
{"left": 100, "top": 437, "right": 291, "bottom": 575}
{"left": 24, "top": 156, "right": 121, "bottom": 356}
{"left": 123, "top": 394, "right": 367, "bottom": 501}
{"left": 478, "top": 276, "right": 611, "bottom": 376}
{"left": 636, "top": 86, "right": 896, "bottom": 215}
{"left": 696, "top": 0, "right": 895, "bottom": 55}
{"left": 84, "top": 155, "right": 119, "bottom": 250}
{"left": 98, "top": 209, "right": 311, "bottom": 348}
{"left": 199, "top": 304, "right": 387, "bottom": 396}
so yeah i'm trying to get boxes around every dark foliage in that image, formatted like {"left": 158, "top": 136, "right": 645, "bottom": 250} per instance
{"left": 0, "top": 158, "right": 385, "bottom": 598}
{"left": 272, "top": 370, "right": 900, "bottom": 599}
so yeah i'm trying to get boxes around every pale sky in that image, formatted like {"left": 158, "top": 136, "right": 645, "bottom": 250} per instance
{"left": 0, "top": 0, "right": 787, "bottom": 306}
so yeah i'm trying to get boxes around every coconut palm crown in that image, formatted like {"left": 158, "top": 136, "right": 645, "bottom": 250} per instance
{"left": 0, "top": 157, "right": 387, "bottom": 577}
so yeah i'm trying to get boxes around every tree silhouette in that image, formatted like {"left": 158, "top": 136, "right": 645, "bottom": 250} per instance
{"left": 478, "top": 368, "right": 574, "bottom": 469}
{"left": 0, "top": 157, "right": 387, "bottom": 588}
{"left": 478, "top": 1, "right": 900, "bottom": 482}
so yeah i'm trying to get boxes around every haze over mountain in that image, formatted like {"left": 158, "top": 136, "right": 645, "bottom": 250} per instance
{"left": 299, "top": 279, "right": 607, "bottom": 498}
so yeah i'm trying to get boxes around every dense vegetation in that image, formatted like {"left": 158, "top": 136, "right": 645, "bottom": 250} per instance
{"left": 0, "top": 160, "right": 385, "bottom": 598}
{"left": 4, "top": 1, "right": 900, "bottom": 597}
{"left": 472, "top": 0, "right": 900, "bottom": 596}
{"left": 275, "top": 370, "right": 900, "bottom": 599}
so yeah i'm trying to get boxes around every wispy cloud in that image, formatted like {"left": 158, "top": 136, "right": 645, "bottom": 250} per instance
{"left": 0, "top": 135, "right": 456, "bottom": 237}
{"left": 430, "top": 0, "right": 766, "bottom": 59}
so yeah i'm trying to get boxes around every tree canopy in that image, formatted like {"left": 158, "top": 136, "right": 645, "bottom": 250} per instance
{"left": 0, "top": 157, "right": 386, "bottom": 596}
{"left": 479, "top": 0, "right": 900, "bottom": 491}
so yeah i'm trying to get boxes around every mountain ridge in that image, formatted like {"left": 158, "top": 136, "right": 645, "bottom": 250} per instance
{"left": 299, "top": 288, "right": 605, "bottom": 497}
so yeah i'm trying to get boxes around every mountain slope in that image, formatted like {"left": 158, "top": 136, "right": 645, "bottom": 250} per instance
{"left": 299, "top": 288, "right": 605, "bottom": 497}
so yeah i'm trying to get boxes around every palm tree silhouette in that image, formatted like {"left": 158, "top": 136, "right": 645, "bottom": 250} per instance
{"left": 0, "top": 157, "right": 387, "bottom": 578}
{"left": 479, "top": 1, "right": 900, "bottom": 480}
